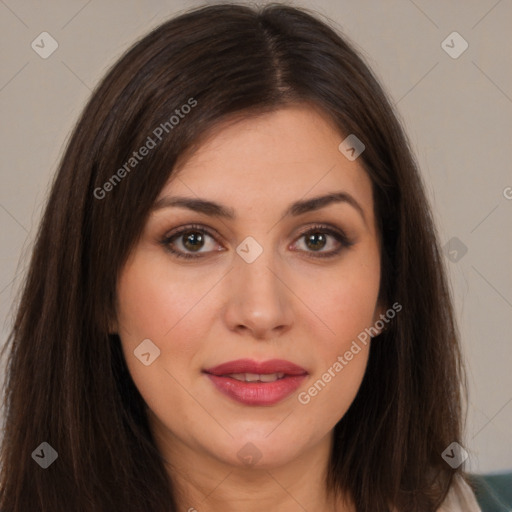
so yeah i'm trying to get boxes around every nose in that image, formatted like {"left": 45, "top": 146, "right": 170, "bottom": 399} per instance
{"left": 222, "top": 247, "right": 294, "bottom": 340}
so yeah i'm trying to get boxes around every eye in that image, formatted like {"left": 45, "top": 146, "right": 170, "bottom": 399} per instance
{"left": 160, "top": 224, "right": 224, "bottom": 260}
{"left": 290, "top": 223, "right": 354, "bottom": 258}
{"left": 160, "top": 223, "right": 354, "bottom": 260}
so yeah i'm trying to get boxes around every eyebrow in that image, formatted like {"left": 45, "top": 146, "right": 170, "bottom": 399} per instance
{"left": 152, "top": 191, "right": 367, "bottom": 225}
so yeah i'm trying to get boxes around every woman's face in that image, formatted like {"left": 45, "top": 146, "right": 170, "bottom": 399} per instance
{"left": 115, "top": 104, "right": 384, "bottom": 470}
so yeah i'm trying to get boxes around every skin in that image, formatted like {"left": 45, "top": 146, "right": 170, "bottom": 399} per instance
{"left": 115, "top": 103, "right": 385, "bottom": 512}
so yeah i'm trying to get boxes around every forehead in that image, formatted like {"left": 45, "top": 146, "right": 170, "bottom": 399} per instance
{"left": 158, "top": 104, "right": 373, "bottom": 217}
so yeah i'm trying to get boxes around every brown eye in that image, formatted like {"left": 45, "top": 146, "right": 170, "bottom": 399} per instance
{"left": 161, "top": 223, "right": 354, "bottom": 261}
{"left": 304, "top": 232, "right": 328, "bottom": 251}
{"left": 161, "top": 224, "right": 223, "bottom": 259}
{"left": 181, "top": 231, "right": 206, "bottom": 252}
{"left": 292, "top": 224, "right": 354, "bottom": 258}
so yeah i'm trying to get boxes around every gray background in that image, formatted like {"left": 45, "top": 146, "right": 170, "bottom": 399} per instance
{"left": 1, "top": 0, "right": 511, "bottom": 474}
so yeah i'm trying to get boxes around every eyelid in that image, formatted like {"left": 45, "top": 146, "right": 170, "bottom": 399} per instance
{"left": 160, "top": 223, "right": 224, "bottom": 259}
{"left": 290, "top": 223, "right": 355, "bottom": 257}
{"left": 162, "top": 223, "right": 222, "bottom": 244}
{"left": 160, "top": 222, "right": 354, "bottom": 260}
{"left": 293, "top": 222, "right": 353, "bottom": 244}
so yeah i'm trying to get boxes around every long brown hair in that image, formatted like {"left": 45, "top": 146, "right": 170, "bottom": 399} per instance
{"left": 0, "top": 3, "right": 467, "bottom": 511}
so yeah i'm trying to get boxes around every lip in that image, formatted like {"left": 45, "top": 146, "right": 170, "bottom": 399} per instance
{"left": 203, "top": 358, "right": 308, "bottom": 406}
{"left": 204, "top": 358, "right": 308, "bottom": 376}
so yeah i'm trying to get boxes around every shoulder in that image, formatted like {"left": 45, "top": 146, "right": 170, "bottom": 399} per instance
{"left": 437, "top": 474, "right": 482, "bottom": 512}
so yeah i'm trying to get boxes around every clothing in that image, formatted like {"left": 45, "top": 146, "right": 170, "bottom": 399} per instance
{"left": 438, "top": 474, "right": 482, "bottom": 511}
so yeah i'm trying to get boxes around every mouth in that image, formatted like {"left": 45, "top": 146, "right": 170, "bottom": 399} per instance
{"left": 203, "top": 359, "right": 308, "bottom": 406}
{"left": 219, "top": 372, "right": 287, "bottom": 382}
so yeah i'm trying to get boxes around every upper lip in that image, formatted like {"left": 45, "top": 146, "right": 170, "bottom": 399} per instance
{"left": 204, "top": 358, "right": 308, "bottom": 376}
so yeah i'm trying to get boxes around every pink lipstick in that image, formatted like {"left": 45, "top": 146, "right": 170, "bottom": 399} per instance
{"left": 203, "top": 358, "right": 308, "bottom": 406}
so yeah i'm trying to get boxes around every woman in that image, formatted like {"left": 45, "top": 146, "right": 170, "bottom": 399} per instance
{"left": 0, "top": 3, "right": 481, "bottom": 511}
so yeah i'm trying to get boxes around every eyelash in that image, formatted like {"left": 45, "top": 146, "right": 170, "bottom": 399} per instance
{"left": 160, "top": 223, "right": 354, "bottom": 260}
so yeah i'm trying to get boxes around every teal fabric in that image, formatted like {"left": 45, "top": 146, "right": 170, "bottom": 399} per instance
{"left": 467, "top": 472, "right": 512, "bottom": 512}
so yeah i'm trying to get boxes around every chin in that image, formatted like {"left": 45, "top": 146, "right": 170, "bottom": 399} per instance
{"left": 210, "top": 429, "right": 315, "bottom": 470}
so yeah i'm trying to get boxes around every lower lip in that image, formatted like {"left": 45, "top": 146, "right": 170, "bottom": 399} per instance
{"left": 205, "top": 374, "right": 307, "bottom": 406}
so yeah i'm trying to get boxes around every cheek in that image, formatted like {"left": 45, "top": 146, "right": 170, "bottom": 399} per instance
{"left": 296, "top": 248, "right": 380, "bottom": 414}
{"left": 115, "top": 254, "right": 211, "bottom": 409}
{"left": 115, "top": 261, "right": 213, "bottom": 436}
{"left": 312, "top": 247, "right": 381, "bottom": 347}
{"left": 116, "top": 253, "right": 211, "bottom": 355}
{"left": 297, "top": 348, "right": 369, "bottom": 443}
{"left": 296, "top": 280, "right": 376, "bottom": 432}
